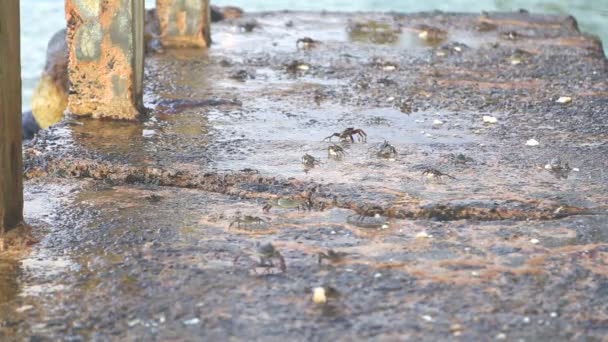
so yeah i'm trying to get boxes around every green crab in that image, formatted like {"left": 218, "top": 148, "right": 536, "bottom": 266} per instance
{"left": 327, "top": 144, "right": 347, "bottom": 160}
{"left": 371, "top": 140, "right": 398, "bottom": 159}
{"left": 302, "top": 153, "right": 322, "bottom": 168}
{"left": 229, "top": 215, "right": 267, "bottom": 229}
{"left": 318, "top": 249, "right": 349, "bottom": 265}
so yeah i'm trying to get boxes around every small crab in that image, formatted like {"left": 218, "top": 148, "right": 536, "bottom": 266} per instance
{"left": 229, "top": 69, "right": 254, "bottom": 82}
{"left": 422, "top": 168, "right": 456, "bottom": 180}
{"left": 256, "top": 243, "right": 286, "bottom": 272}
{"left": 238, "top": 20, "right": 259, "bottom": 33}
{"left": 262, "top": 197, "right": 312, "bottom": 213}
{"left": 145, "top": 194, "right": 162, "bottom": 203}
{"left": 447, "top": 153, "right": 474, "bottom": 165}
{"left": 417, "top": 25, "right": 448, "bottom": 44}
{"left": 296, "top": 37, "right": 320, "bottom": 49}
{"left": 229, "top": 215, "right": 266, "bottom": 229}
{"left": 286, "top": 60, "right": 311, "bottom": 74}
{"left": 373, "top": 140, "right": 398, "bottom": 159}
{"left": 302, "top": 153, "right": 322, "bottom": 168}
{"left": 501, "top": 31, "right": 522, "bottom": 41}
{"left": 346, "top": 206, "right": 387, "bottom": 229}
{"left": 474, "top": 21, "right": 497, "bottom": 32}
{"left": 234, "top": 243, "right": 286, "bottom": 273}
{"left": 318, "top": 249, "right": 349, "bottom": 264}
{"left": 327, "top": 144, "right": 347, "bottom": 160}
{"left": 313, "top": 89, "right": 326, "bottom": 106}
{"left": 545, "top": 158, "right": 571, "bottom": 179}
{"left": 324, "top": 127, "right": 367, "bottom": 143}
{"left": 508, "top": 49, "right": 533, "bottom": 65}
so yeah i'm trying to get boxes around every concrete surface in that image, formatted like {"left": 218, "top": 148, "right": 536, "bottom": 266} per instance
{"left": 2, "top": 10, "right": 608, "bottom": 341}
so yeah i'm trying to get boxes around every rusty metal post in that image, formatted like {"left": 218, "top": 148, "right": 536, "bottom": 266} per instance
{"left": 156, "top": 0, "right": 211, "bottom": 48}
{"left": 0, "top": 0, "right": 24, "bottom": 234}
{"left": 65, "top": 0, "right": 145, "bottom": 120}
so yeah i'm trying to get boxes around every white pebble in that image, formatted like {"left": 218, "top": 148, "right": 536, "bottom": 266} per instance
{"left": 421, "top": 315, "right": 433, "bottom": 322}
{"left": 183, "top": 318, "right": 200, "bottom": 325}
{"left": 313, "top": 287, "right": 327, "bottom": 304}
{"left": 523, "top": 316, "right": 530, "bottom": 324}
{"left": 573, "top": 167, "right": 580, "bottom": 172}
{"left": 550, "top": 312, "right": 558, "bottom": 318}
{"left": 433, "top": 119, "right": 444, "bottom": 126}
{"left": 483, "top": 115, "right": 498, "bottom": 124}
{"left": 128, "top": 319, "right": 141, "bottom": 327}
{"left": 15, "top": 305, "right": 33, "bottom": 313}
{"left": 415, "top": 231, "right": 430, "bottom": 239}
{"left": 530, "top": 238, "right": 540, "bottom": 245}
{"left": 374, "top": 273, "right": 382, "bottom": 278}
{"left": 496, "top": 333, "right": 507, "bottom": 340}
{"left": 526, "top": 139, "right": 540, "bottom": 146}
{"left": 556, "top": 96, "right": 572, "bottom": 104}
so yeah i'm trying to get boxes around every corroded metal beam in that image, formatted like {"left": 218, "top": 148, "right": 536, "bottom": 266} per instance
{"left": 0, "top": 0, "right": 24, "bottom": 233}
{"left": 156, "top": 0, "right": 211, "bottom": 48}
{"left": 65, "top": 0, "right": 145, "bottom": 120}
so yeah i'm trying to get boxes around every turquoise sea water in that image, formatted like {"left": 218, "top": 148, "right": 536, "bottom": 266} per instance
{"left": 20, "top": 0, "right": 607, "bottom": 108}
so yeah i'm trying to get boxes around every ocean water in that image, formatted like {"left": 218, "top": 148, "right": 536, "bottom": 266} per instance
{"left": 20, "top": 0, "right": 607, "bottom": 109}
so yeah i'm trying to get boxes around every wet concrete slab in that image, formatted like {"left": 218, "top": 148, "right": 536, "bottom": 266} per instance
{"left": 2, "top": 10, "right": 608, "bottom": 341}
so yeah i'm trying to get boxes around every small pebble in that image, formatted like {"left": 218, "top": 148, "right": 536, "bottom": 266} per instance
{"left": 421, "top": 315, "right": 433, "bottom": 322}
{"left": 496, "top": 332, "right": 507, "bottom": 340}
{"left": 525, "top": 139, "right": 540, "bottom": 146}
{"left": 450, "top": 323, "right": 463, "bottom": 332}
{"left": 415, "top": 231, "right": 430, "bottom": 239}
{"left": 128, "top": 319, "right": 141, "bottom": 327}
{"left": 550, "top": 312, "right": 558, "bottom": 318}
{"left": 556, "top": 96, "right": 572, "bottom": 104}
{"left": 530, "top": 238, "right": 540, "bottom": 245}
{"left": 183, "top": 318, "right": 200, "bottom": 325}
{"left": 15, "top": 305, "right": 33, "bottom": 313}
{"left": 313, "top": 287, "right": 327, "bottom": 304}
{"left": 483, "top": 115, "right": 498, "bottom": 124}
{"left": 573, "top": 167, "right": 580, "bottom": 172}
{"left": 374, "top": 273, "right": 382, "bottom": 278}
{"left": 433, "top": 119, "right": 444, "bottom": 126}
{"left": 523, "top": 316, "right": 530, "bottom": 324}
